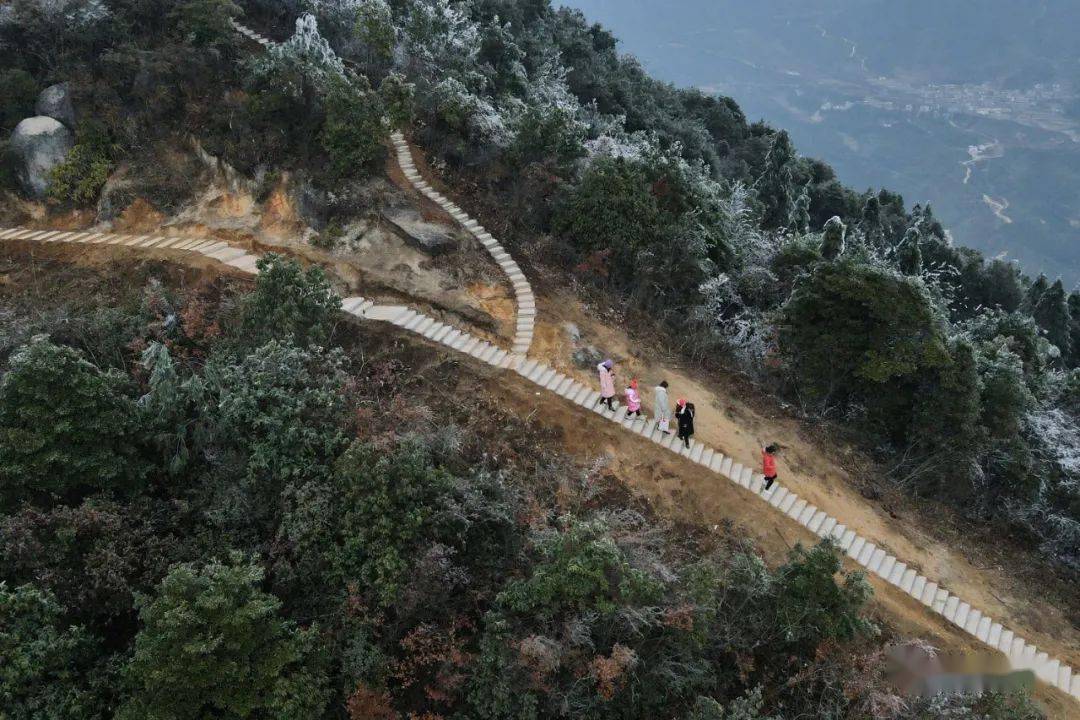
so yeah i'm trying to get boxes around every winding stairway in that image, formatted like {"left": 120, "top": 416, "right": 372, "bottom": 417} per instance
{"left": 1, "top": 18, "right": 1075, "bottom": 704}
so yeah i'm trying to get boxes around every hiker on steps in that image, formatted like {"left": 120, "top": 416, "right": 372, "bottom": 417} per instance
{"left": 761, "top": 443, "right": 780, "bottom": 492}
{"left": 675, "top": 398, "right": 695, "bottom": 449}
{"left": 625, "top": 379, "right": 642, "bottom": 417}
{"left": 654, "top": 380, "right": 671, "bottom": 433}
{"left": 597, "top": 359, "right": 616, "bottom": 410}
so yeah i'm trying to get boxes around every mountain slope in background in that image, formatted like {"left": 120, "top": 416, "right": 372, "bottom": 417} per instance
{"left": 562, "top": 0, "right": 1080, "bottom": 283}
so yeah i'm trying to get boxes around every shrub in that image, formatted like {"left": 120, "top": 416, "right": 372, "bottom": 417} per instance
{"left": 0, "top": 583, "right": 101, "bottom": 720}
{"left": 241, "top": 253, "right": 341, "bottom": 347}
{"left": 47, "top": 130, "right": 113, "bottom": 206}
{"left": 118, "top": 553, "right": 329, "bottom": 719}
{"left": 0, "top": 337, "right": 146, "bottom": 511}
{"left": 779, "top": 260, "right": 951, "bottom": 433}
{"left": 170, "top": 0, "right": 240, "bottom": 47}
{"left": 320, "top": 75, "right": 387, "bottom": 178}
{"left": 496, "top": 516, "right": 663, "bottom": 620}
{"left": 379, "top": 72, "right": 415, "bottom": 128}
{"left": 332, "top": 440, "right": 455, "bottom": 606}
{"left": 205, "top": 340, "right": 348, "bottom": 486}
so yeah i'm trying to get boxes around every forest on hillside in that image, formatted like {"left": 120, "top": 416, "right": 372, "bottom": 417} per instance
{"left": 0, "top": 0, "right": 1075, "bottom": 718}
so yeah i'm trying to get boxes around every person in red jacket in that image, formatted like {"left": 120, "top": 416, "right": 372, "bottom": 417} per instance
{"left": 762, "top": 443, "right": 779, "bottom": 491}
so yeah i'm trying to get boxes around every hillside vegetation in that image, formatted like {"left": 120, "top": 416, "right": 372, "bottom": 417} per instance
{"left": 0, "top": 0, "right": 1075, "bottom": 718}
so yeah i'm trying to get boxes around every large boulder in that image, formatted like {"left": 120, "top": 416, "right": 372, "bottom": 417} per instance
{"left": 9, "top": 116, "right": 74, "bottom": 198}
{"left": 35, "top": 83, "right": 76, "bottom": 128}
{"left": 381, "top": 206, "right": 459, "bottom": 256}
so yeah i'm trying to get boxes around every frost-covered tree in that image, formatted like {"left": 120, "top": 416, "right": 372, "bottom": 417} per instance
{"left": 755, "top": 130, "right": 796, "bottom": 229}
{"left": 787, "top": 182, "right": 811, "bottom": 235}
{"left": 379, "top": 71, "right": 415, "bottom": 127}
{"left": 0, "top": 0, "right": 111, "bottom": 73}
{"left": 271, "top": 13, "right": 346, "bottom": 84}
{"left": 859, "top": 195, "right": 883, "bottom": 248}
{"left": 355, "top": 0, "right": 395, "bottom": 54}
{"left": 401, "top": 0, "right": 481, "bottom": 83}
{"left": 508, "top": 58, "right": 586, "bottom": 167}
{"left": 1034, "top": 278, "right": 1072, "bottom": 360}
{"left": 431, "top": 76, "right": 512, "bottom": 147}
{"left": 820, "top": 216, "right": 846, "bottom": 260}
{"left": 1024, "top": 273, "right": 1049, "bottom": 313}
{"left": 897, "top": 227, "right": 922, "bottom": 275}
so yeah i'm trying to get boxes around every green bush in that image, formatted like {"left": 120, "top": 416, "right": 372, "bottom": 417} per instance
{"left": 170, "top": 0, "right": 240, "bottom": 48}
{"left": 779, "top": 260, "right": 951, "bottom": 427}
{"left": 118, "top": 553, "right": 328, "bottom": 720}
{"left": 379, "top": 72, "right": 415, "bottom": 128}
{"left": 205, "top": 340, "right": 348, "bottom": 486}
{"left": 331, "top": 440, "right": 455, "bottom": 606}
{"left": 496, "top": 516, "right": 663, "bottom": 619}
{"left": 47, "top": 136, "right": 113, "bottom": 206}
{"left": 320, "top": 76, "right": 387, "bottom": 178}
{"left": 0, "top": 583, "right": 101, "bottom": 720}
{"left": 241, "top": 254, "right": 341, "bottom": 348}
{"left": 0, "top": 337, "right": 147, "bottom": 511}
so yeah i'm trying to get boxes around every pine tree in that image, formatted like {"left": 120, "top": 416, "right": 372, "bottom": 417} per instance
{"left": 820, "top": 216, "right": 846, "bottom": 260}
{"left": 1068, "top": 291, "right": 1080, "bottom": 367}
{"left": 1034, "top": 279, "right": 1072, "bottom": 360}
{"left": 859, "top": 195, "right": 883, "bottom": 248}
{"left": 788, "top": 182, "right": 811, "bottom": 235}
{"left": 897, "top": 227, "right": 922, "bottom": 275}
{"left": 1025, "top": 274, "right": 1049, "bottom": 313}
{"left": 756, "top": 130, "right": 796, "bottom": 229}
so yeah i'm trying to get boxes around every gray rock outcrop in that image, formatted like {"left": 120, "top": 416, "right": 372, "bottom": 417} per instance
{"left": 35, "top": 83, "right": 76, "bottom": 128}
{"left": 382, "top": 206, "right": 459, "bottom": 256}
{"left": 9, "top": 116, "right": 74, "bottom": 198}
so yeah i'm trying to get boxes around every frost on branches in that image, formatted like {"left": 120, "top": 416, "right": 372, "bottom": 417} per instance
{"left": 251, "top": 13, "right": 346, "bottom": 96}
{"left": 402, "top": 0, "right": 481, "bottom": 82}
{"left": 1022, "top": 407, "right": 1080, "bottom": 568}
{"left": 432, "top": 77, "right": 512, "bottom": 148}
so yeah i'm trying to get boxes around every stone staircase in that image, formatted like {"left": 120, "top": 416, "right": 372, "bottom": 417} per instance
{"left": 230, "top": 19, "right": 274, "bottom": 47}
{"left": 0, "top": 227, "right": 261, "bottom": 272}
{"left": 389, "top": 131, "right": 535, "bottom": 356}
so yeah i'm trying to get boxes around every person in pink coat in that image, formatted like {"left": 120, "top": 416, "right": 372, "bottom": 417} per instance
{"left": 625, "top": 379, "right": 642, "bottom": 417}
{"left": 597, "top": 359, "right": 616, "bottom": 410}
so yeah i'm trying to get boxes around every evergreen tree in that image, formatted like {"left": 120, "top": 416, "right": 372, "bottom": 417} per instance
{"left": 1034, "top": 279, "right": 1072, "bottom": 360}
{"left": 241, "top": 254, "right": 341, "bottom": 348}
{"left": 0, "top": 338, "right": 147, "bottom": 511}
{"left": 0, "top": 584, "right": 101, "bottom": 719}
{"left": 756, "top": 130, "right": 795, "bottom": 229}
{"left": 912, "top": 338, "right": 984, "bottom": 494}
{"left": 787, "top": 182, "right": 811, "bottom": 235}
{"left": 118, "top": 554, "right": 328, "bottom": 720}
{"left": 897, "top": 227, "right": 922, "bottom": 275}
{"left": 859, "top": 194, "right": 883, "bottom": 248}
{"left": 1068, "top": 291, "right": 1080, "bottom": 366}
{"left": 1025, "top": 274, "right": 1049, "bottom": 313}
{"left": 820, "top": 216, "right": 846, "bottom": 260}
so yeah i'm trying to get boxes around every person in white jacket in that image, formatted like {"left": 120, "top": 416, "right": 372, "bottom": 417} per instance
{"left": 653, "top": 380, "right": 671, "bottom": 433}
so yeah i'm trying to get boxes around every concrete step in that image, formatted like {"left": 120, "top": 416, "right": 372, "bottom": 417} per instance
{"left": 421, "top": 321, "right": 445, "bottom": 339}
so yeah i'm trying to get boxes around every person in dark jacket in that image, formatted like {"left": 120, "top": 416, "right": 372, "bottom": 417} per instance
{"left": 675, "top": 398, "right": 695, "bottom": 449}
